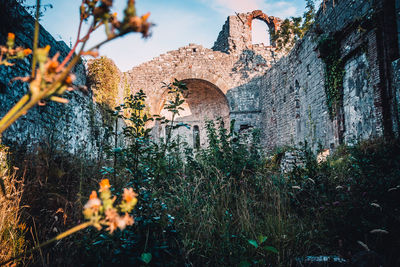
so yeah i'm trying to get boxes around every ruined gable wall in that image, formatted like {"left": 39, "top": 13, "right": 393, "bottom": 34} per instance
{"left": 126, "top": 42, "right": 280, "bottom": 132}
{"left": 260, "top": 0, "right": 398, "bottom": 151}
{"left": 126, "top": 10, "right": 286, "bottom": 137}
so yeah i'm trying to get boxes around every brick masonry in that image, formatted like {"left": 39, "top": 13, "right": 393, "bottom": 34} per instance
{"left": 0, "top": 0, "right": 118, "bottom": 158}
{"left": 0, "top": 0, "right": 399, "bottom": 154}
{"left": 126, "top": 0, "right": 400, "bottom": 151}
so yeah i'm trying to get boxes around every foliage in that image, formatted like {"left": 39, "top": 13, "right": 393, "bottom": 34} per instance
{"left": 317, "top": 33, "right": 345, "bottom": 118}
{"left": 87, "top": 56, "right": 120, "bottom": 109}
{"left": 0, "top": 0, "right": 152, "bottom": 134}
{"left": 0, "top": 146, "right": 26, "bottom": 265}
{"left": 271, "top": 0, "right": 316, "bottom": 51}
{"left": 286, "top": 138, "right": 400, "bottom": 266}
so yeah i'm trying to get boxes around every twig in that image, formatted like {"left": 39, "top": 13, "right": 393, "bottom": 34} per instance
{"left": 0, "top": 221, "right": 93, "bottom": 266}
{"left": 31, "top": 0, "right": 41, "bottom": 78}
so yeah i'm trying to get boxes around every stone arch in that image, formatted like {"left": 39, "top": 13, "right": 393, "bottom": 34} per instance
{"left": 247, "top": 10, "right": 281, "bottom": 33}
{"left": 247, "top": 10, "right": 282, "bottom": 47}
{"left": 154, "top": 78, "right": 230, "bottom": 147}
{"left": 147, "top": 68, "right": 231, "bottom": 116}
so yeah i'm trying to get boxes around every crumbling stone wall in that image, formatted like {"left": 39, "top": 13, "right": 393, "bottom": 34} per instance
{"left": 126, "top": 10, "right": 286, "bottom": 146}
{"left": 0, "top": 0, "right": 115, "bottom": 158}
{"left": 260, "top": 0, "right": 399, "bottom": 151}
{"left": 125, "top": 0, "right": 399, "bottom": 151}
{"left": 2, "top": 0, "right": 399, "bottom": 155}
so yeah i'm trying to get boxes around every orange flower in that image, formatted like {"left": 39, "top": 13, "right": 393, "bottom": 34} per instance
{"left": 89, "top": 191, "right": 98, "bottom": 200}
{"left": 99, "top": 179, "right": 111, "bottom": 192}
{"left": 48, "top": 60, "right": 59, "bottom": 73}
{"left": 23, "top": 48, "right": 32, "bottom": 56}
{"left": 141, "top": 12, "right": 150, "bottom": 22}
{"left": 8, "top": 33, "right": 15, "bottom": 40}
{"left": 83, "top": 191, "right": 101, "bottom": 211}
{"left": 123, "top": 188, "right": 138, "bottom": 203}
{"left": 64, "top": 74, "right": 74, "bottom": 85}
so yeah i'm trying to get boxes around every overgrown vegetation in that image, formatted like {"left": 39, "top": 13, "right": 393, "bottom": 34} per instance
{"left": 0, "top": 146, "right": 26, "bottom": 264}
{"left": 10, "top": 86, "right": 397, "bottom": 266}
{"left": 317, "top": 33, "right": 345, "bottom": 118}
{"left": 270, "top": 0, "right": 316, "bottom": 51}
{"left": 87, "top": 56, "right": 121, "bottom": 109}
{"left": 1, "top": 0, "right": 399, "bottom": 266}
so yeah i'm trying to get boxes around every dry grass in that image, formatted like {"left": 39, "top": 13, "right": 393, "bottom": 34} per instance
{"left": 0, "top": 146, "right": 27, "bottom": 265}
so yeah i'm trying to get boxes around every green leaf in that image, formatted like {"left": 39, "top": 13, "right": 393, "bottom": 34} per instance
{"left": 239, "top": 260, "right": 251, "bottom": 267}
{"left": 248, "top": 239, "right": 258, "bottom": 248}
{"left": 140, "top": 253, "right": 152, "bottom": 264}
{"left": 258, "top": 235, "right": 268, "bottom": 244}
{"left": 265, "top": 246, "right": 279, "bottom": 254}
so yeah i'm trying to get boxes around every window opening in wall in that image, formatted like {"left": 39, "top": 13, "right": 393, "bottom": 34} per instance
{"left": 251, "top": 19, "right": 270, "bottom": 46}
{"left": 193, "top": 125, "right": 200, "bottom": 149}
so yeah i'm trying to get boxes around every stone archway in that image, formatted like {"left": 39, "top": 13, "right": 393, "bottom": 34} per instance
{"left": 153, "top": 78, "right": 230, "bottom": 147}
{"left": 247, "top": 10, "right": 282, "bottom": 48}
{"left": 247, "top": 10, "right": 281, "bottom": 32}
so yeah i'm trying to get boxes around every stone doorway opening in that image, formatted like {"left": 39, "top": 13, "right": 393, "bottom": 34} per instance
{"left": 154, "top": 78, "right": 230, "bottom": 147}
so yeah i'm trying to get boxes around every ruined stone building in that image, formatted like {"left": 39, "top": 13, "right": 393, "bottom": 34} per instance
{"left": 126, "top": 0, "right": 400, "bottom": 151}
{"left": 0, "top": 0, "right": 399, "bottom": 155}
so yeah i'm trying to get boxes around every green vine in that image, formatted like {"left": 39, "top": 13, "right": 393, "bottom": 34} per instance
{"left": 87, "top": 56, "right": 120, "bottom": 109}
{"left": 317, "top": 34, "right": 345, "bottom": 119}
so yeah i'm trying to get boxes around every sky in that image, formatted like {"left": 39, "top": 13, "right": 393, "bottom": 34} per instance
{"left": 24, "top": 0, "right": 309, "bottom": 72}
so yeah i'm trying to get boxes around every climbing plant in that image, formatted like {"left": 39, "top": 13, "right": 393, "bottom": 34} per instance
{"left": 317, "top": 33, "right": 345, "bottom": 118}
{"left": 270, "top": 0, "right": 316, "bottom": 51}
{"left": 87, "top": 56, "right": 121, "bottom": 109}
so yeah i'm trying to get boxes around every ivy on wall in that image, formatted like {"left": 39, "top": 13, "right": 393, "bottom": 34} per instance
{"left": 87, "top": 56, "right": 120, "bottom": 110}
{"left": 317, "top": 34, "right": 345, "bottom": 119}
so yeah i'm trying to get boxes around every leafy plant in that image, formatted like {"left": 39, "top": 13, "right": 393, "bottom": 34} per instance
{"left": 271, "top": 0, "right": 316, "bottom": 51}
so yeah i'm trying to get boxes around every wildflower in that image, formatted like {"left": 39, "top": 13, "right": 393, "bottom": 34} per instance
{"left": 7, "top": 33, "right": 15, "bottom": 49}
{"left": 123, "top": 188, "right": 138, "bottom": 203}
{"left": 120, "top": 188, "right": 138, "bottom": 212}
{"left": 105, "top": 208, "right": 119, "bottom": 233}
{"left": 99, "top": 178, "right": 111, "bottom": 192}
{"left": 7, "top": 33, "right": 15, "bottom": 40}
{"left": 83, "top": 191, "right": 101, "bottom": 211}
{"left": 116, "top": 213, "right": 134, "bottom": 230}
{"left": 47, "top": 60, "right": 59, "bottom": 73}
{"left": 23, "top": 48, "right": 32, "bottom": 56}
{"left": 141, "top": 12, "right": 150, "bottom": 22}
{"left": 64, "top": 74, "right": 75, "bottom": 85}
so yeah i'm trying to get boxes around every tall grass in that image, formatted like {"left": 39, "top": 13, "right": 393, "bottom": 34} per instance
{"left": 0, "top": 146, "right": 27, "bottom": 264}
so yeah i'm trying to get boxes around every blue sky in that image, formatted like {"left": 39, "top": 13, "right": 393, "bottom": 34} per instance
{"left": 24, "top": 0, "right": 309, "bottom": 72}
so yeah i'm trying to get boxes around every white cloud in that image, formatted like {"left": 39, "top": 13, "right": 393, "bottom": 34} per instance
{"left": 200, "top": 0, "right": 300, "bottom": 19}
{"left": 205, "top": 0, "right": 265, "bottom": 13}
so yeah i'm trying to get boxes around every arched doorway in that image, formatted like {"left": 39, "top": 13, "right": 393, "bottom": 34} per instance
{"left": 154, "top": 79, "right": 230, "bottom": 147}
